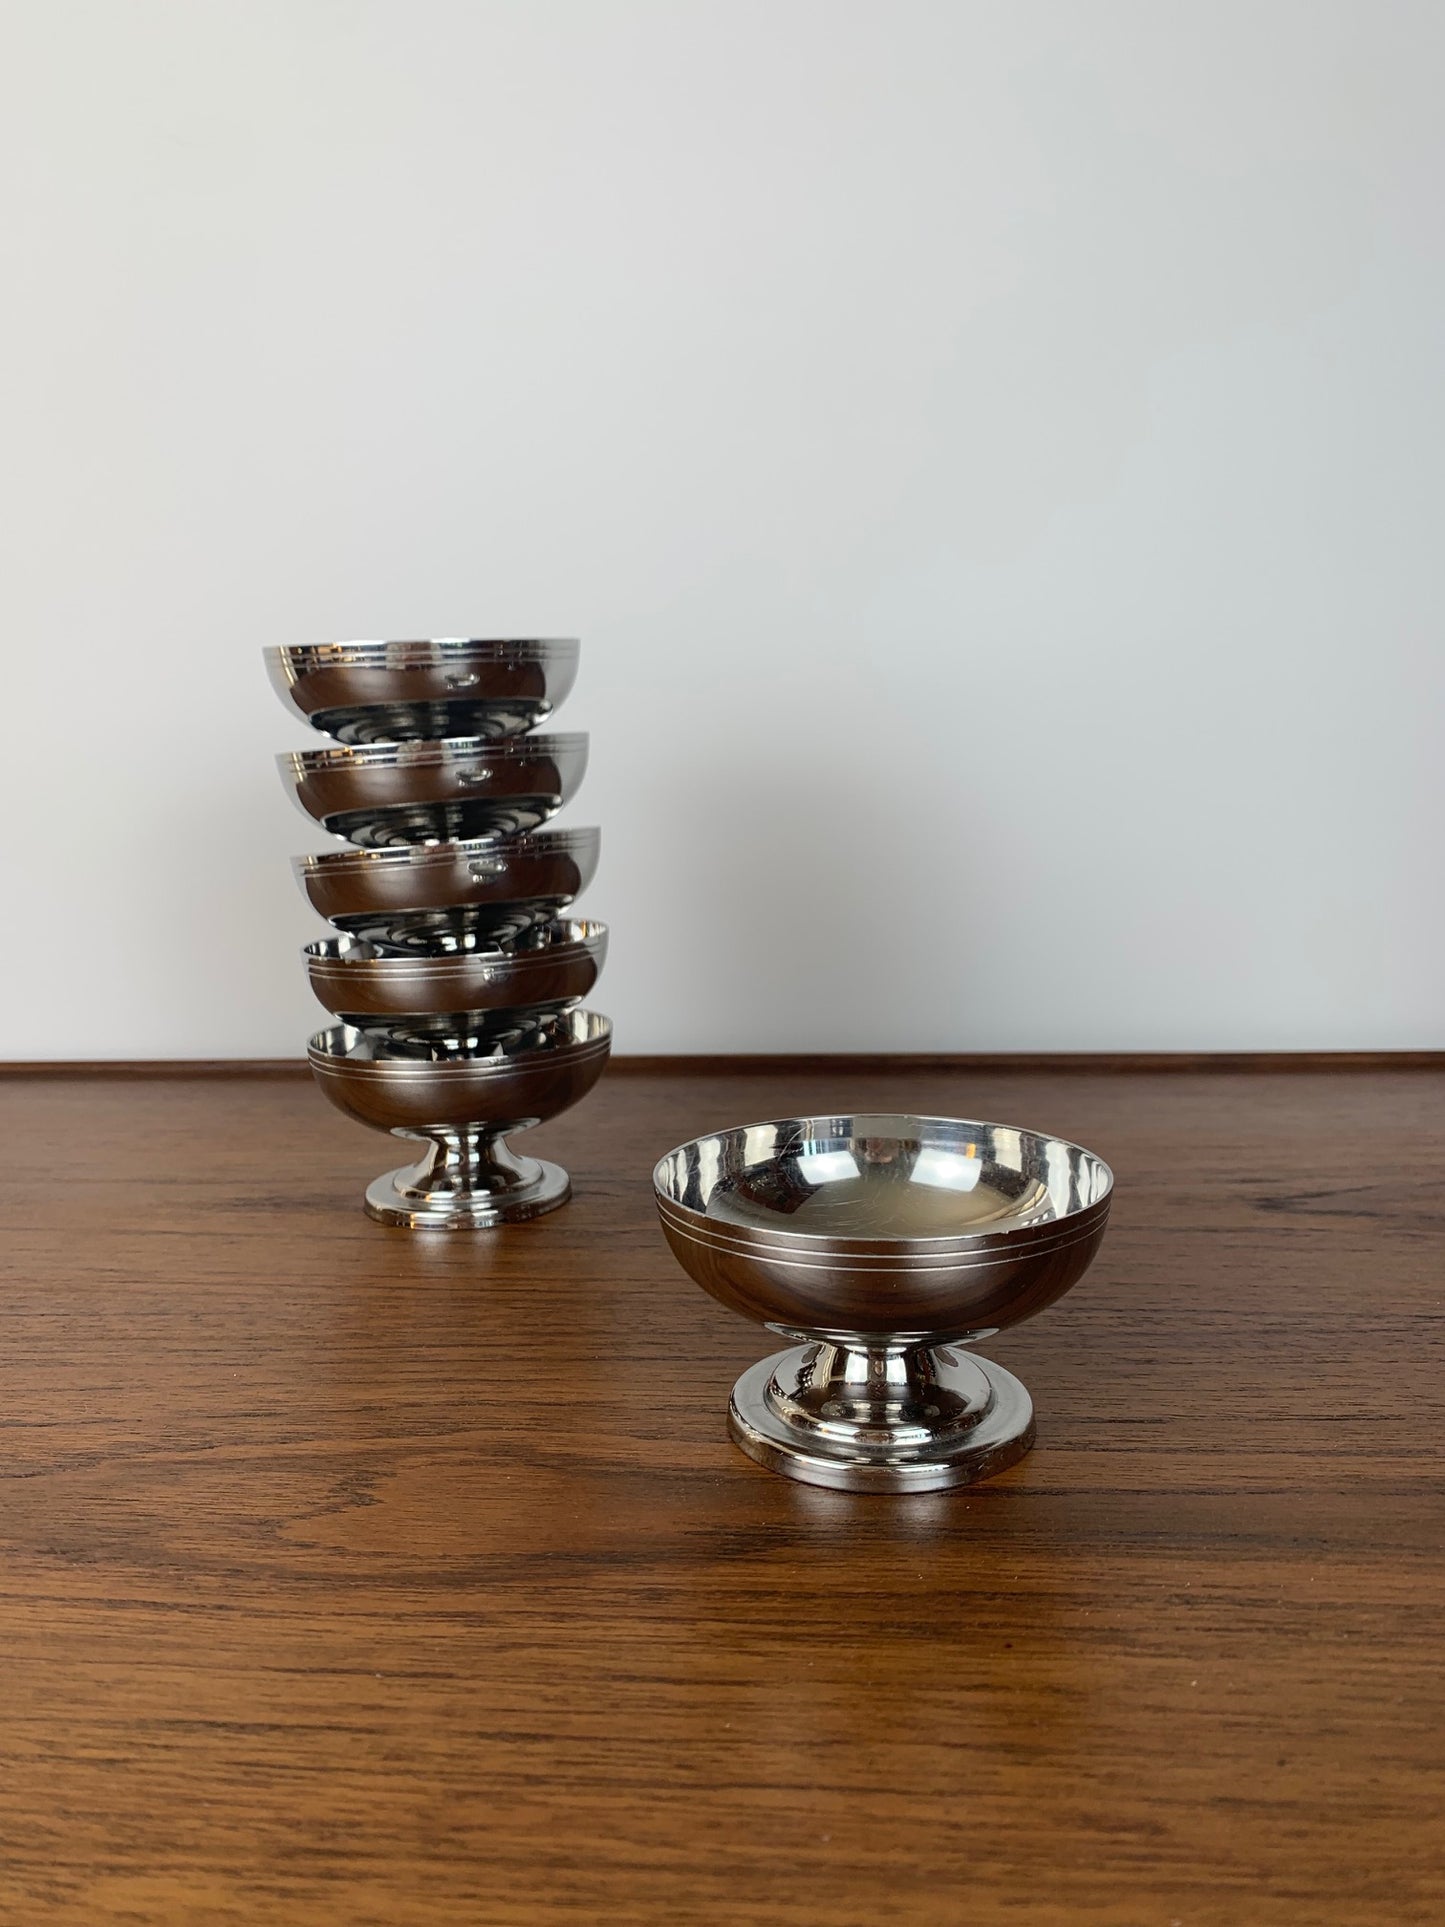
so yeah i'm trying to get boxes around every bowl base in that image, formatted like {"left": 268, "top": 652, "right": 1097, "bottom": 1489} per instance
{"left": 729, "top": 1343, "right": 1035, "bottom": 1493}
{"left": 365, "top": 1154, "right": 570, "bottom": 1230}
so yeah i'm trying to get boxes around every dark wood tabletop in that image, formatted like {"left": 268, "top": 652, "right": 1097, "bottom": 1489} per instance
{"left": 1, "top": 1061, "right": 1441, "bottom": 1925}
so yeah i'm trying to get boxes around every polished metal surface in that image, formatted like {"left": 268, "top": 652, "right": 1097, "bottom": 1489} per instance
{"left": 293, "top": 826, "right": 600, "bottom": 952}
{"left": 266, "top": 638, "right": 579, "bottom": 743}
{"left": 654, "top": 1115, "right": 1112, "bottom": 1491}
{"left": 365, "top": 1140, "right": 573, "bottom": 1230}
{"left": 279, "top": 733, "right": 588, "bottom": 845}
{"left": 304, "top": 919, "right": 608, "bottom": 1028}
{"left": 729, "top": 1347, "right": 1035, "bottom": 1494}
{"left": 310, "top": 1010, "right": 613, "bottom": 1229}
{"left": 271, "top": 634, "right": 608, "bottom": 1230}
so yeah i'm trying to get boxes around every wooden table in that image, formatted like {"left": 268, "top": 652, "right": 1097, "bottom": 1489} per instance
{"left": 1, "top": 1062, "right": 1441, "bottom": 1925}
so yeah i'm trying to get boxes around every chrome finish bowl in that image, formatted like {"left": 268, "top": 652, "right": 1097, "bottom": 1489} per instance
{"left": 310, "top": 1009, "right": 612, "bottom": 1229}
{"left": 654, "top": 1114, "right": 1113, "bottom": 1493}
{"left": 305, "top": 919, "right": 607, "bottom": 1030}
{"left": 293, "top": 826, "right": 600, "bottom": 952}
{"left": 266, "top": 638, "right": 579, "bottom": 743}
{"left": 279, "top": 732, "right": 588, "bottom": 845}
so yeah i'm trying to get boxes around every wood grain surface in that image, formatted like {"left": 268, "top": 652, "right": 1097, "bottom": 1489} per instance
{"left": 1, "top": 1064, "right": 1441, "bottom": 1925}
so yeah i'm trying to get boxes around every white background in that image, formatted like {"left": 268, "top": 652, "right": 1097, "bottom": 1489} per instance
{"left": 2, "top": 0, "right": 1441, "bottom": 1057}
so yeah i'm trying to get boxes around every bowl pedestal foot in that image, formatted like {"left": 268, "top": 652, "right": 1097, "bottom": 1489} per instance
{"left": 365, "top": 1126, "right": 570, "bottom": 1230}
{"left": 728, "top": 1341, "right": 1035, "bottom": 1493}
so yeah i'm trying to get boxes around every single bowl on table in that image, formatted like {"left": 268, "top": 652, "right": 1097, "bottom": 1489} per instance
{"left": 654, "top": 1113, "right": 1113, "bottom": 1493}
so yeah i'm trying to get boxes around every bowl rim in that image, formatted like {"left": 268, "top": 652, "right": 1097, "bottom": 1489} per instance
{"left": 278, "top": 732, "right": 589, "bottom": 774}
{"left": 266, "top": 638, "right": 579, "bottom": 667}
{"left": 291, "top": 825, "right": 601, "bottom": 876}
{"left": 652, "top": 1113, "right": 1114, "bottom": 1249}
{"left": 656, "top": 1197, "right": 1107, "bottom": 1270}
{"left": 308, "top": 1009, "right": 613, "bottom": 1072}
{"left": 302, "top": 918, "right": 608, "bottom": 973}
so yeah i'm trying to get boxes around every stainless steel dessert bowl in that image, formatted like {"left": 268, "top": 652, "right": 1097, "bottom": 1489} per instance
{"left": 654, "top": 1114, "right": 1113, "bottom": 1492}
{"left": 305, "top": 918, "right": 607, "bottom": 1029}
{"left": 265, "top": 638, "right": 579, "bottom": 743}
{"left": 293, "top": 826, "right": 600, "bottom": 953}
{"left": 279, "top": 732, "right": 588, "bottom": 845}
{"left": 310, "top": 1009, "right": 613, "bottom": 1228}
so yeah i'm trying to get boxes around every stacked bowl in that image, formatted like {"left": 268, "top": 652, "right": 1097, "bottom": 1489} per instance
{"left": 268, "top": 639, "right": 612, "bottom": 1228}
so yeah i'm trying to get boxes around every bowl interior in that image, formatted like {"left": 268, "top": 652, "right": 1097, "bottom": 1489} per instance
{"left": 656, "top": 1115, "right": 1111, "bottom": 1242}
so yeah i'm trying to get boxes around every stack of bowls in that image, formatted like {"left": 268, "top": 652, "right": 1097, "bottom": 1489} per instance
{"left": 267, "top": 639, "right": 612, "bottom": 1228}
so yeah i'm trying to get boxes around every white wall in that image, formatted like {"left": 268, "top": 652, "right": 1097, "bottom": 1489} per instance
{"left": 2, "top": 0, "right": 1441, "bottom": 1057}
